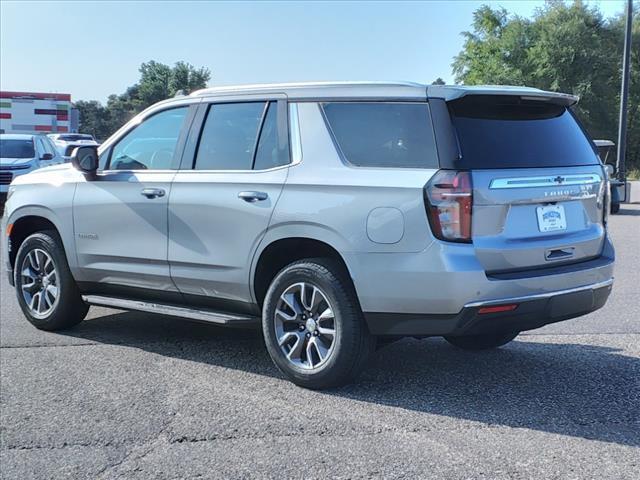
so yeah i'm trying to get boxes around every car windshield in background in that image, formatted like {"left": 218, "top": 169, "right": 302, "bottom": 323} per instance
{"left": 449, "top": 95, "right": 600, "bottom": 169}
{"left": 57, "top": 135, "right": 94, "bottom": 142}
{"left": 322, "top": 102, "right": 438, "bottom": 168}
{"left": 0, "top": 139, "right": 35, "bottom": 159}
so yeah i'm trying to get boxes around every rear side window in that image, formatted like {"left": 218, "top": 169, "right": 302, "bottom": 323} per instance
{"left": 449, "top": 95, "right": 600, "bottom": 169}
{"left": 194, "top": 101, "right": 289, "bottom": 171}
{"left": 321, "top": 102, "right": 438, "bottom": 169}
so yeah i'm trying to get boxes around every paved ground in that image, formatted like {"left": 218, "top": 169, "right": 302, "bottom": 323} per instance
{"left": 1, "top": 206, "right": 638, "bottom": 479}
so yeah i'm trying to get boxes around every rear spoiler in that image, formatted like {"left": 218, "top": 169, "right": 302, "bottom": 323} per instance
{"left": 427, "top": 85, "right": 578, "bottom": 107}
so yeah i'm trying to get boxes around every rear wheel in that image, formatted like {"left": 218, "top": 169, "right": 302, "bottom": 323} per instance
{"left": 444, "top": 331, "right": 519, "bottom": 350}
{"left": 262, "top": 258, "right": 375, "bottom": 389}
{"left": 14, "top": 231, "right": 89, "bottom": 331}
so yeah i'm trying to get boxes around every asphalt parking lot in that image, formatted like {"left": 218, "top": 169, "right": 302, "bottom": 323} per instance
{"left": 0, "top": 206, "right": 638, "bottom": 479}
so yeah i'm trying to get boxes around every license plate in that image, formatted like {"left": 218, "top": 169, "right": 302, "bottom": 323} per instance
{"left": 536, "top": 205, "right": 567, "bottom": 232}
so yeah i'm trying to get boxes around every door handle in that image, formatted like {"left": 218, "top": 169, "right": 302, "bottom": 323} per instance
{"left": 238, "top": 191, "right": 268, "bottom": 202}
{"left": 141, "top": 188, "right": 166, "bottom": 199}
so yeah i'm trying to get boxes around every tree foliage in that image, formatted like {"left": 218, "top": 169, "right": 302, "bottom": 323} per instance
{"left": 77, "top": 60, "right": 210, "bottom": 140}
{"left": 453, "top": 0, "right": 639, "bottom": 171}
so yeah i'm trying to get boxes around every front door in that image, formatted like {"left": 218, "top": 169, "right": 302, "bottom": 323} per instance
{"left": 168, "top": 99, "right": 290, "bottom": 312}
{"left": 73, "top": 105, "right": 192, "bottom": 295}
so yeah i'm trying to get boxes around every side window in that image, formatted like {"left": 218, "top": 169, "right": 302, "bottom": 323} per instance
{"left": 35, "top": 137, "right": 46, "bottom": 158}
{"left": 253, "top": 102, "right": 288, "bottom": 170}
{"left": 194, "top": 102, "right": 265, "bottom": 170}
{"left": 43, "top": 137, "right": 56, "bottom": 156}
{"left": 322, "top": 102, "right": 438, "bottom": 169}
{"left": 109, "top": 107, "right": 188, "bottom": 170}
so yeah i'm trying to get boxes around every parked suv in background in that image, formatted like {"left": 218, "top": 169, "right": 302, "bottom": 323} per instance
{"left": 48, "top": 133, "right": 99, "bottom": 162}
{"left": 1, "top": 133, "right": 62, "bottom": 202}
{"left": 1, "top": 82, "right": 614, "bottom": 388}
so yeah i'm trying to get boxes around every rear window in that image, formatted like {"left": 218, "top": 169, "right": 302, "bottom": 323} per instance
{"left": 449, "top": 95, "right": 599, "bottom": 169}
{"left": 322, "top": 102, "right": 438, "bottom": 168}
{"left": 57, "top": 134, "right": 94, "bottom": 142}
{"left": 0, "top": 139, "right": 35, "bottom": 159}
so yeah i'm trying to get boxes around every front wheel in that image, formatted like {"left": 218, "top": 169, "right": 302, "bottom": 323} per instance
{"left": 14, "top": 231, "right": 89, "bottom": 331}
{"left": 444, "top": 331, "right": 519, "bottom": 350}
{"left": 262, "top": 258, "right": 375, "bottom": 389}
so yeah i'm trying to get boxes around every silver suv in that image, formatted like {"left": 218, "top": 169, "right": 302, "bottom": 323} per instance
{"left": 1, "top": 82, "right": 615, "bottom": 388}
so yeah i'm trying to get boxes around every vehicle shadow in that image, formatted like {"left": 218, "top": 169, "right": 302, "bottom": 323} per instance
{"left": 63, "top": 310, "right": 639, "bottom": 448}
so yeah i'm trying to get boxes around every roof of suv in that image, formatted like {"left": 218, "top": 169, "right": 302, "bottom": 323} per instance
{"left": 189, "top": 81, "right": 578, "bottom": 105}
{"left": 0, "top": 134, "right": 37, "bottom": 140}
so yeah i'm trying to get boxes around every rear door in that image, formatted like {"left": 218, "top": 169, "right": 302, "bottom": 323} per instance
{"left": 447, "top": 95, "right": 606, "bottom": 273}
{"left": 168, "top": 97, "right": 290, "bottom": 311}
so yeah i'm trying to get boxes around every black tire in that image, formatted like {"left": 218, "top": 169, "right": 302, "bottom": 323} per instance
{"left": 444, "top": 331, "right": 519, "bottom": 351}
{"left": 262, "top": 258, "right": 375, "bottom": 389}
{"left": 14, "top": 230, "right": 89, "bottom": 331}
{"left": 610, "top": 202, "right": 620, "bottom": 214}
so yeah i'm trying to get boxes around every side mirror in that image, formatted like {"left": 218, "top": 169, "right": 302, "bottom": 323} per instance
{"left": 71, "top": 146, "right": 99, "bottom": 177}
{"left": 605, "top": 164, "right": 615, "bottom": 177}
{"left": 40, "top": 153, "right": 54, "bottom": 161}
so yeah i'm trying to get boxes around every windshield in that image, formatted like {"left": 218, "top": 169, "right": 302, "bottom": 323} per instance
{"left": 449, "top": 95, "right": 600, "bottom": 169}
{"left": 0, "top": 139, "right": 36, "bottom": 159}
{"left": 56, "top": 134, "right": 94, "bottom": 142}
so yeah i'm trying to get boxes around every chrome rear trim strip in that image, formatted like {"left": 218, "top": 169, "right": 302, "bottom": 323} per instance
{"left": 82, "top": 295, "right": 258, "bottom": 325}
{"left": 464, "top": 278, "right": 613, "bottom": 308}
{"left": 490, "top": 173, "right": 601, "bottom": 189}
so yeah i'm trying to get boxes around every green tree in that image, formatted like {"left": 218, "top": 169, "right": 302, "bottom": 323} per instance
{"left": 77, "top": 60, "right": 211, "bottom": 140}
{"left": 431, "top": 77, "right": 446, "bottom": 85}
{"left": 452, "top": 1, "right": 638, "bottom": 172}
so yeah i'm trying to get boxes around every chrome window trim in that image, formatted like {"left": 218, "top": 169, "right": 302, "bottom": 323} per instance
{"left": 490, "top": 173, "right": 601, "bottom": 189}
{"left": 288, "top": 103, "right": 303, "bottom": 166}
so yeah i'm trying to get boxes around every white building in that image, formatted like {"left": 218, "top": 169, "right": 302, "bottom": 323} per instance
{"left": 0, "top": 91, "right": 78, "bottom": 134}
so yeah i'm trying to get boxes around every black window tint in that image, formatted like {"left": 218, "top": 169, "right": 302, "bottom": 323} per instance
{"left": 254, "top": 102, "right": 287, "bottom": 170}
{"left": 195, "top": 102, "right": 265, "bottom": 170}
{"left": 449, "top": 95, "right": 599, "bottom": 169}
{"left": 109, "top": 107, "right": 187, "bottom": 170}
{"left": 322, "top": 103, "right": 438, "bottom": 168}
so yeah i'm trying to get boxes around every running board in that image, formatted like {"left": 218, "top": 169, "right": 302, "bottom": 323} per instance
{"left": 82, "top": 295, "right": 259, "bottom": 326}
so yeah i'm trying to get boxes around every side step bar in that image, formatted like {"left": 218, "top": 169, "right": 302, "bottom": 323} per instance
{"left": 82, "top": 295, "right": 259, "bottom": 326}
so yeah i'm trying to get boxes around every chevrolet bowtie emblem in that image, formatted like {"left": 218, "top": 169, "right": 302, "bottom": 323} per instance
{"left": 553, "top": 176, "right": 565, "bottom": 184}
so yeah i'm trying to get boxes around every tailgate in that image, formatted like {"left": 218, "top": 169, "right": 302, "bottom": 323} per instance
{"left": 472, "top": 166, "right": 605, "bottom": 272}
{"left": 445, "top": 94, "right": 607, "bottom": 273}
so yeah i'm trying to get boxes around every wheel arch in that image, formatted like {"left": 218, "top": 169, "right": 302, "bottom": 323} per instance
{"left": 252, "top": 234, "right": 355, "bottom": 308}
{"left": 7, "top": 207, "right": 69, "bottom": 271}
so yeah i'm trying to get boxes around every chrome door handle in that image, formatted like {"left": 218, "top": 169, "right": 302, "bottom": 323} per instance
{"left": 238, "top": 191, "right": 268, "bottom": 202}
{"left": 141, "top": 188, "right": 165, "bottom": 199}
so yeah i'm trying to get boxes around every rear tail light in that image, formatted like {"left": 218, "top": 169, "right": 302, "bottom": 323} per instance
{"left": 424, "top": 170, "right": 473, "bottom": 243}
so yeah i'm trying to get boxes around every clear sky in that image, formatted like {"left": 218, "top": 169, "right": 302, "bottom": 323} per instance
{"left": 0, "top": 0, "right": 627, "bottom": 103}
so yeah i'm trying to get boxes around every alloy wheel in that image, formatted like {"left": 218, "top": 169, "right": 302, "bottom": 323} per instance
{"left": 274, "top": 282, "right": 337, "bottom": 370}
{"left": 20, "top": 248, "right": 59, "bottom": 318}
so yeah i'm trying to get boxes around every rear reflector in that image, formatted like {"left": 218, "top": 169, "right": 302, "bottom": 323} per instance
{"left": 478, "top": 304, "right": 518, "bottom": 315}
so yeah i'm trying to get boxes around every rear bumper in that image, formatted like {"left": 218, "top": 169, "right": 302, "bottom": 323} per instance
{"left": 365, "top": 278, "right": 613, "bottom": 336}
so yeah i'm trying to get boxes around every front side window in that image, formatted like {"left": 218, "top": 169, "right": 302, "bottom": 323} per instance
{"left": 322, "top": 102, "right": 439, "bottom": 169}
{"left": 109, "top": 107, "right": 188, "bottom": 170}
